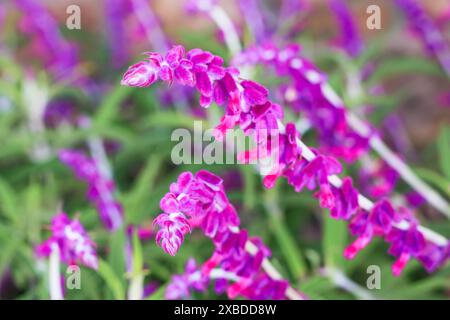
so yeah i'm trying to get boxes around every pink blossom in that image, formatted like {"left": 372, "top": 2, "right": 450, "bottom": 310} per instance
{"left": 36, "top": 213, "right": 98, "bottom": 269}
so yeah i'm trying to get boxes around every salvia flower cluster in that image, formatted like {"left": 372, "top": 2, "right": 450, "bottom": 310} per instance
{"left": 395, "top": 0, "right": 450, "bottom": 77}
{"left": 328, "top": 0, "right": 364, "bottom": 57}
{"left": 59, "top": 149, "right": 124, "bottom": 231}
{"left": 121, "top": 45, "right": 449, "bottom": 275}
{"left": 36, "top": 213, "right": 98, "bottom": 269}
{"left": 166, "top": 258, "right": 289, "bottom": 300}
{"left": 14, "top": 0, "right": 80, "bottom": 82}
{"left": 153, "top": 170, "right": 293, "bottom": 300}
{"left": 232, "top": 42, "right": 371, "bottom": 163}
{"left": 359, "top": 157, "right": 399, "bottom": 199}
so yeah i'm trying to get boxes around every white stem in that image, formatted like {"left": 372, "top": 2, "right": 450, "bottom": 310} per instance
{"left": 186, "top": 268, "right": 239, "bottom": 289}
{"left": 283, "top": 120, "right": 448, "bottom": 246}
{"left": 295, "top": 118, "right": 312, "bottom": 135}
{"left": 323, "top": 267, "right": 375, "bottom": 300}
{"left": 127, "top": 274, "right": 144, "bottom": 300}
{"left": 131, "top": 0, "right": 168, "bottom": 53}
{"left": 245, "top": 241, "right": 305, "bottom": 300}
{"left": 346, "top": 112, "right": 450, "bottom": 219}
{"left": 23, "top": 78, "right": 52, "bottom": 162}
{"left": 80, "top": 118, "right": 123, "bottom": 230}
{"left": 341, "top": 61, "right": 450, "bottom": 218}
{"left": 209, "top": 6, "right": 242, "bottom": 57}
{"left": 49, "top": 245, "right": 63, "bottom": 300}
{"left": 218, "top": 125, "right": 304, "bottom": 300}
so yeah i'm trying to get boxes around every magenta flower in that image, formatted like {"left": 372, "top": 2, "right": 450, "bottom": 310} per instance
{"left": 58, "top": 149, "right": 124, "bottom": 231}
{"left": 233, "top": 42, "right": 371, "bottom": 162}
{"left": 395, "top": 0, "right": 450, "bottom": 77}
{"left": 328, "top": 0, "right": 364, "bottom": 57}
{"left": 229, "top": 273, "right": 289, "bottom": 300}
{"left": 153, "top": 170, "right": 239, "bottom": 256}
{"left": 165, "top": 258, "right": 209, "bottom": 299}
{"left": 121, "top": 60, "right": 160, "bottom": 87}
{"left": 36, "top": 213, "right": 98, "bottom": 269}
{"left": 15, "top": 0, "right": 82, "bottom": 82}
{"left": 121, "top": 45, "right": 449, "bottom": 276}
{"left": 359, "top": 158, "right": 399, "bottom": 199}
{"left": 43, "top": 99, "right": 79, "bottom": 129}
{"left": 104, "top": 0, "right": 132, "bottom": 68}
{"left": 151, "top": 170, "right": 297, "bottom": 300}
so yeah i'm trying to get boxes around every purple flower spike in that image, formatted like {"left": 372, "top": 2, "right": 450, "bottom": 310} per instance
{"left": 329, "top": 0, "right": 364, "bottom": 57}
{"left": 15, "top": 0, "right": 82, "bottom": 83}
{"left": 122, "top": 45, "right": 449, "bottom": 277}
{"left": 58, "top": 149, "right": 124, "bottom": 231}
{"left": 233, "top": 43, "right": 371, "bottom": 162}
{"left": 36, "top": 213, "right": 98, "bottom": 269}
{"left": 395, "top": 0, "right": 450, "bottom": 76}
{"left": 152, "top": 171, "right": 300, "bottom": 300}
{"left": 153, "top": 211, "right": 191, "bottom": 256}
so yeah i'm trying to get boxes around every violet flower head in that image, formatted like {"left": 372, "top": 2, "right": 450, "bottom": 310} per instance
{"left": 329, "top": 0, "right": 364, "bottom": 57}
{"left": 104, "top": 0, "right": 132, "bottom": 68}
{"left": 153, "top": 170, "right": 239, "bottom": 256}
{"left": 151, "top": 170, "right": 295, "bottom": 300}
{"left": 36, "top": 213, "right": 98, "bottom": 269}
{"left": 233, "top": 273, "right": 289, "bottom": 300}
{"left": 387, "top": 224, "right": 426, "bottom": 276}
{"left": 15, "top": 0, "right": 81, "bottom": 82}
{"left": 121, "top": 45, "right": 449, "bottom": 276}
{"left": 359, "top": 158, "right": 399, "bottom": 199}
{"left": 43, "top": 99, "right": 78, "bottom": 129}
{"left": 58, "top": 149, "right": 124, "bottom": 231}
{"left": 395, "top": 0, "right": 450, "bottom": 75}
{"left": 233, "top": 43, "right": 371, "bottom": 162}
{"left": 165, "top": 258, "right": 209, "bottom": 299}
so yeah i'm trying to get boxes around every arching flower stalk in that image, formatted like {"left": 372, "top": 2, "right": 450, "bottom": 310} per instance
{"left": 395, "top": 0, "right": 450, "bottom": 79}
{"left": 14, "top": 0, "right": 84, "bottom": 84}
{"left": 152, "top": 170, "right": 304, "bottom": 300}
{"left": 59, "top": 149, "right": 124, "bottom": 231}
{"left": 166, "top": 258, "right": 290, "bottom": 300}
{"left": 327, "top": 0, "right": 427, "bottom": 219}
{"left": 104, "top": 0, "right": 132, "bottom": 68}
{"left": 328, "top": 0, "right": 364, "bottom": 58}
{"left": 233, "top": 43, "right": 450, "bottom": 218}
{"left": 36, "top": 213, "right": 98, "bottom": 299}
{"left": 121, "top": 45, "right": 449, "bottom": 276}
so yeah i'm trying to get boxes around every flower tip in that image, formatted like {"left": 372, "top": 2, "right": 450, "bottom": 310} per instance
{"left": 343, "top": 245, "right": 358, "bottom": 260}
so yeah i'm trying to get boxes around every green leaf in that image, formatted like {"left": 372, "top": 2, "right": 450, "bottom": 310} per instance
{"left": 382, "top": 276, "right": 449, "bottom": 299}
{"left": 146, "top": 284, "right": 167, "bottom": 300}
{"left": 132, "top": 232, "right": 144, "bottom": 276}
{"left": 367, "top": 56, "right": 443, "bottom": 86}
{"left": 438, "top": 126, "right": 450, "bottom": 180}
{"left": 124, "top": 154, "right": 164, "bottom": 222}
{"left": 146, "top": 111, "right": 204, "bottom": 129}
{"left": 98, "top": 259, "right": 125, "bottom": 300}
{"left": 322, "top": 215, "right": 348, "bottom": 268}
{"left": 264, "top": 188, "right": 307, "bottom": 278}
{"left": 107, "top": 227, "right": 127, "bottom": 294}
{"left": 95, "top": 85, "right": 133, "bottom": 126}
{"left": 0, "top": 179, "right": 18, "bottom": 223}
{"left": 414, "top": 167, "right": 450, "bottom": 198}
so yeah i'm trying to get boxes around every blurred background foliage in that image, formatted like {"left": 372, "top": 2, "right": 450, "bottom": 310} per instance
{"left": 0, "top": 0, "right": 449, "bottom": 300}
